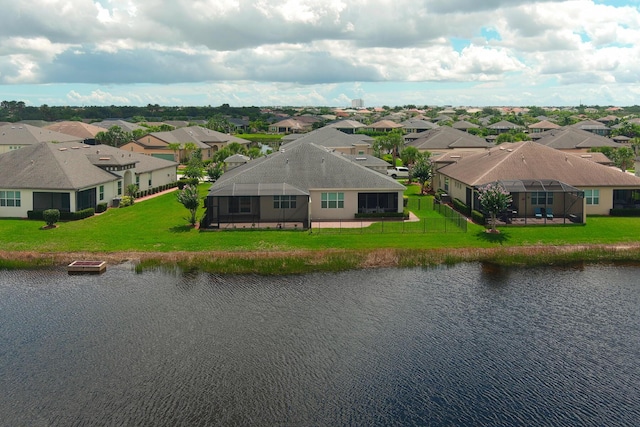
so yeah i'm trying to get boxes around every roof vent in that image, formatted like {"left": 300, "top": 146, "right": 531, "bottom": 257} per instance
{"left": 58, "top": 147, "right": 67, "bottom": 151}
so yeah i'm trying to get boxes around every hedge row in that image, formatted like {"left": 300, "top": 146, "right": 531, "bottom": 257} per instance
{"left": 135, "top": 181, "right": 179, "bottom": 198}
{"left": 354, "top": 211, "right": 409, "bottom": 219}
{"left": 609, "top": 208, "right": 640, "bottom": 217}
{"left": 28, "top": 208, "right": 95, "bottom": 221}
{"left": 452, "top": 198, "right": 471, "bottom": 216}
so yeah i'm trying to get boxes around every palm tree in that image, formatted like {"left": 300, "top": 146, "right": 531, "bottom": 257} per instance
{"left": 167, "top": 143, "right": 181, "bottom": 162}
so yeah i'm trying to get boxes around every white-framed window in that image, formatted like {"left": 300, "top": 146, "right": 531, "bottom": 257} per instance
{"left": 135, "top": 175, "right": 140, "bottom": 187}
{"left": 532, "top": 191, "right": 553, "bottom": 205}
{"left": 585, "top": 189, "right": 599, "bottom": 205}
{"left": 0, "top": 190, "right": 21, "bottom": 207}
{"left": 117, "top": 181, "right": 122, "bottom": 196}
{"left": 444, "top": 177, "right": 449, "bottom": 192}
{"left": 321, "top": 192, "right": 344, "bottom": 209}
{"left": 99, "top": 185, "right": 104, "bottom": 201}
{"left": 274, "top": 195, "right": 297, "bottom": 209}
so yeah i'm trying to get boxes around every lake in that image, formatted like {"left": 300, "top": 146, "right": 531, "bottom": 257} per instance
{"left": 1, "top": 263, "right": 638, "bottom": 426}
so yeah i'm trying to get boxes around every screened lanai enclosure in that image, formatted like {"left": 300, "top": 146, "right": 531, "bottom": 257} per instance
{"left": 474, "top": 180, "right": 585, "bottom": 225}
{"left": 204, "top": 183, "right": 310, "bottom": 229}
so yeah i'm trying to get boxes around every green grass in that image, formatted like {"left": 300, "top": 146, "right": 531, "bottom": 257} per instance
{"left": 2, "top": 184, "right": 640, "bottom": 272}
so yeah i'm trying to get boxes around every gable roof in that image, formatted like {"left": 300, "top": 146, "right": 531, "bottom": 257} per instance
{"left": 535, "top": 127, "right": 620, "bottom": 149}
{"left": 438, "top": 141, "right": 640, "bottom": 187}
{"left": 44, "top": 121, "right": 106, "bottom": 139}
{"left": 406, "top": 126, "right": 491, "bottom": 150}
{"left": 143, "top": 126, "right": 250, "bottom": 148}
{"left": 0, "top": 142, "right": 117, "bottom": 190}
{"left": 285, "top": 127, "right": 373, "bottom": 149}
{"left": 487, "top": 120, "right": 523, "bottom": 130}
{"left": 0, "top": 123, "right": 83, "bottom": 146}
{"left": 325, "top": 119, "right": 366, "bottom": 130}
{"left": 0, "top": 141, "right": 177, "bottom": 191}
{"left": 93, "top": 120, "right": 145, "bottom": 133}
{"left": 528, "top": 120, "right": 561, "bottom": 130}
{"left": 452, "top": 120, "right": 479, "bottom": 130}
{"left": 211, "top": 142, "right": 404, "bottom": 194}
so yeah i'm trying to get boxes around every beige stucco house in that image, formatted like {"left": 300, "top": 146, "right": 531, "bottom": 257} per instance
{"left": 433, "top": 141, "right": 640, "bottom": 219}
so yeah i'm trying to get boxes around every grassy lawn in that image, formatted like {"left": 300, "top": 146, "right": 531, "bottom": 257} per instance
{"left": 1, "top": 183, "right": 640, "bottom": 256}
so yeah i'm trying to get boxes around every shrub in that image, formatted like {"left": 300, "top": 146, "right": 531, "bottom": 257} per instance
{"left": 43, "top": 209, "right": 60, "bottom": 227}
{"left": 452, "top": 198, "right": 471, "bottom": 216}
{"left": 119, "top": 195, "right": 134, "bottom": 207}
{"left": 177, "top": 179, "right": 188, "bottom": 189}
{"left": 471, "top": 210, "right": 486, "bottom": 225}
{"left": 96, "top": 203, "right": 108, "bottom": 213}
{"left": 609, "top": 208, "right": 640, "bottom": 217}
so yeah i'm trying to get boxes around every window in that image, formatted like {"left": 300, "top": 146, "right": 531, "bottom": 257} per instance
{"left": 585, "top": 189, "right": 599, "bottom": 205}
{"left": 99, "top": 185, "right": 104, "bottom": 201}
{"left": 148, "top": 173, "right": 152, "bottom": 187}
{"left": 321, "top": 192, "right": 344, "bottom": 209}
{"left": 532, "top": 191, "right": 553, "bottom": 205}
{"left": 136, "top": 175, "right": 140, "bottom": 187}
{"left": 117, "top": 181, "right": 122, "bottom": 196}
{"left": 273, "top": 195, "right": 297, "bottom": 209}
{"left": 229, "top": 197, "right": 251, "bottom": 213}
{"left": 0, "top": 190, "right": 21, "bottom": 207}
{"left": 444, "top": 177, "right": 449, "bottom": 192}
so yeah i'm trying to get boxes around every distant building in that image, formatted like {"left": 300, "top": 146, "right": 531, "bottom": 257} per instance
{"left": 351, "top": 99, "right": 364, "bottom": 109}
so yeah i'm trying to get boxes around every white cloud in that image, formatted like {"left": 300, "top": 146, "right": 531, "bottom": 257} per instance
{"left": 0, "top": 0, "right": 639, "bottom": 106}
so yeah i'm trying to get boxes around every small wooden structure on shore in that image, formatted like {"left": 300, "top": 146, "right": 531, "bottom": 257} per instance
{"left": 67, "top": 260, "right": 107, "bottom": 274}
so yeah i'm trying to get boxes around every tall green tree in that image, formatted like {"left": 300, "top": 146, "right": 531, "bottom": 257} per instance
{"left": 176, "top": 185, "right": 200, "bottom": 226}
{"left": 400, "top": 146, "right": 421, "bottom": 183}
{"left": 95, "top": 126, "right": 132, "bottom": 147}
{"left": 412, "top": 154, "right": 432, "bottom": 195}
{"left": 477, "top": 183, "right": 513, "bottom": 233}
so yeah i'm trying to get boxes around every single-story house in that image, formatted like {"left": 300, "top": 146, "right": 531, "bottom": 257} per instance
{"left": 534, "top": 127, "right": 620, "bottom": 152}
{"left": 224, "top": 153, "right": 250, "bottom": 170}
{"left": 121, "top": 126, "right": 251, "bottom": 162}
{"left": 405, "top": 126, "right": 492, "bottom": 155}
{"left": 283, "top": 127, "right": 375, "bottom": 156}
{"left": 399, "top": 119, "right": 438, "bottom": 134}
{"left": 527, "top": 120, "right": 561, "bottom": 134}
{"left": 0, "top": 141, "right": 178, "bottom": 218}
{"left": 0, "top": 123, "right": 83, "bottom": 155}
{"left": 487, "top": 120, "right": 524, "bottom": 134}
{"left": 44, "top": 121, "right": 106, "bottom": 140}
{"left": 324, "top": 119, "right": 366, "bottom": 134}
{"left": 203, "top": 142, "right": 405, "bottom": 229}
{"left": 432, "top": 141, "right": 640, "bottom": 220}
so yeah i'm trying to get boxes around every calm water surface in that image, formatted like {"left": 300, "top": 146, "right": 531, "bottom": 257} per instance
{"left": 0, "top": 263, "right": 638, "bottom": 426}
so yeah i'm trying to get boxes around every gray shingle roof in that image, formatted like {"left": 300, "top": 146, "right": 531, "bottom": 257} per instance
{"left": 147, "top": 126, "right": 250, "bottom": 148}
{"left": 285, "top": 127, "right": 373, "bottom": 149}
{"left": 535, "top": 127, "right": 620, "bottom": 149}
{"left": 211, "top": 142, "right": 405, "bottom": 194}
{"left": 438, "top": 141, "right": 640, "bottom": 187}
{"left": 0, "top": 142, "right": 117, "bottom": 190}
{"left": 406, "top": 126, "right": 491, "bottom": 150}
{"left": 0, "top": 123, "right": 83, "bottom": 146}
{"left": 0, "top": 141, "right": 177, "bottom": 190}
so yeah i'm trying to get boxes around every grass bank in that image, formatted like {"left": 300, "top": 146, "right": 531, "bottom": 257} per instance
{"left": 1, "top": 184, "right": 640, "bottom": 273}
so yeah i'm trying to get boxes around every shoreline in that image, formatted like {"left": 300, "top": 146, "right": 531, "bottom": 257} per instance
{"left": 2, "top": 244, "right": 640, "bottom": 274}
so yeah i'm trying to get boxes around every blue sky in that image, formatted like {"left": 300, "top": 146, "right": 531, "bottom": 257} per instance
{"left": 1, "top": 0, "right": 639, "bottom": 108}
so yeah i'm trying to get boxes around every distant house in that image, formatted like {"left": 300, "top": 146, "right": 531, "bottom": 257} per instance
{"left": 451, "top": 121, "right": 480, "bottom": 132}
{"left": 283, "top": 127, "right": 375, "bottom": 156}
{"left": 527, "top": 120, "right": 561, "bottom": 134}
{"left": 121, "top": 126, "right": 251, "bottom": 162}
{"left": 203, "top": 142, "right": 405, "bottom": 228}
{"left": 44, "top": 121, "right": 106, "bottom": 140}
{"left": 0, "top": 141, "right": 178, "bottom": 218}
{"left": 268, "top": 117, "right": 317, "bottom": 134}
{"left": 405, "top": 126, "right": 492, "bottom": 155}
{"left": 534, "top": 127, "right": 620, "bottom": 153}
{"left": 93, "top": 120, "right": 146, "bottom": 133}
{"left": 487, "top": 120, "right": 524, "bottom": 134}
{"left": 0, "top": 123, "right": 83, "bottom": 154}
{"left": 399, "top": 119, "right": 438, "bottom": 134}
{"left": 367, "top": 120, "right": 403, "bottom": 133}
{"left": 324, "top": 119, "right": 366, "bottom": 134}
{"left": 571, "top": 120, "right": 610, "bottom": 136}
{"left": 432, "top": 141, "right": 640, "bottom": 219}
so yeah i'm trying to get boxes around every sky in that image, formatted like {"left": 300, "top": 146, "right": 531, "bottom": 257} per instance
{"left": 1, "top": 0, "right": 639, "bottom": 108}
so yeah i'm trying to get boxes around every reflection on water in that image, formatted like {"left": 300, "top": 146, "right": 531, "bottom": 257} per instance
{"left": 1, "top": 263, "right": 639, "bottom": 426}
